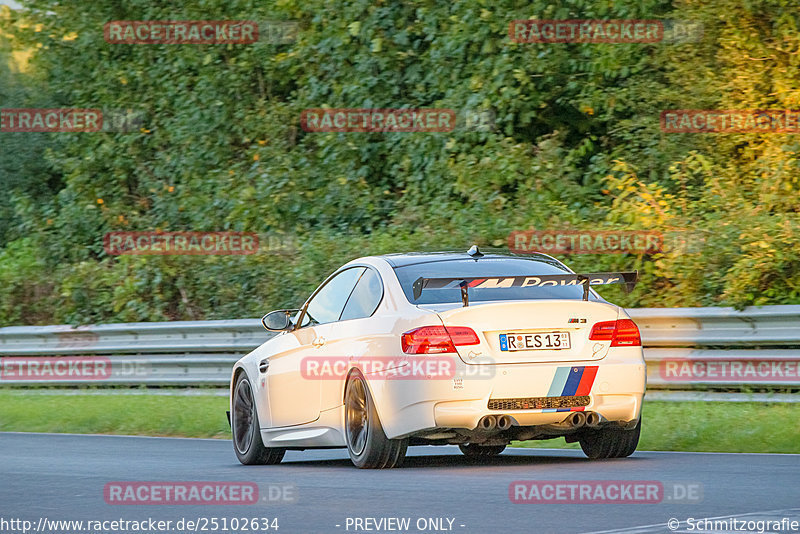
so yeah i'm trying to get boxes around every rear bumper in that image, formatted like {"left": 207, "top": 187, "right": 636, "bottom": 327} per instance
{"left": 373, "top": 348, "right": 645, "bottom": 439}
{"left": 433, "top": 392, "right": 642, "bottom": 429}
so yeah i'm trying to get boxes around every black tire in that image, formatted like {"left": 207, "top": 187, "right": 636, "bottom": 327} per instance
{"left": 231, "top": 373, "right": 286, "bottom": 465}
{"left": 579, "top": 419, "right": 641, "bottom": 459}
{"left": 458, "top": 444, "right": 506, "bottom": 457}
{"left": 344, "top": 372, "right": 408, "bottom": 469}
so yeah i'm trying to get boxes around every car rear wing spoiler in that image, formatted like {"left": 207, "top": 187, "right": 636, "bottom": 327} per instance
{"left": 411, "top": 271, "right": 638, "bottom": 306}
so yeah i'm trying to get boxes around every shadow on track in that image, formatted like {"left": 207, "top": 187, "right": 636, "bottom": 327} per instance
{"left": 272, "top": 449, "right": 631, "bottom": 469}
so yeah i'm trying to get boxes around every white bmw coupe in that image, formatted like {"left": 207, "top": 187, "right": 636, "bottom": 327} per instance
{"left": 229, "top": 247, "right": 645, "bottom": 468}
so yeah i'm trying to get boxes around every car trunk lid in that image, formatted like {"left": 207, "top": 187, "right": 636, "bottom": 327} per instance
{"left": 432, "top": 300, "right": 621, "bottom": 364}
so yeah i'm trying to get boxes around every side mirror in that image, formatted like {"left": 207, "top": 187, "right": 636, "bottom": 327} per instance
{"left": 261, "top": 309, "right": 299, "bottom": 332}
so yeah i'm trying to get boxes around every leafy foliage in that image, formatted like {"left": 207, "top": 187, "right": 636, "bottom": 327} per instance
{"left": 0, "top": 0, "right": 798, "bottom": 325}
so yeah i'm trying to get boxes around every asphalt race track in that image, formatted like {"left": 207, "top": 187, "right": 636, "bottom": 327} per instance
{"left": 1, "top": 433, "right": 798, "bottom": 534}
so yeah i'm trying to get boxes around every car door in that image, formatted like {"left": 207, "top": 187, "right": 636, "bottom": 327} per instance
{"left": 318, "top": 267, "right": 387, "bottom": 412}
{"left": 266, "top": 267, "right": 365, "bottom": 428}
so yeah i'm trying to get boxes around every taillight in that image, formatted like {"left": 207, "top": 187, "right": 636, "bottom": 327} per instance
{"left": 588, "top": 321, "right": 616, "bottom": 341}
{"left": 447, "top": 326, "right": 481, "bottom": 346}
{"left": 612, "top": 319, "right": 641, "bottom": 346}
{"left": 401, "top": 326, "right": 479, "bottom": 354}
{"left": 589, "top": 319, "right": 641, "bottom": 347}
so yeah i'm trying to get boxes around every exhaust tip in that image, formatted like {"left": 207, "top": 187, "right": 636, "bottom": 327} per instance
{"left": 496, "top": 415, "right": 512, "bottom": 431}
{"left": 478, "top": 415, "right": 497, "bottom": 431}
{"left": 569, "top": 411, "right": 586, "bottom": 428}
{"left": 585, "top": 411, "right": 601, "bottom": 428}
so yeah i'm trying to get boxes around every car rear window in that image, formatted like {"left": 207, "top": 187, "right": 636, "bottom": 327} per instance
{"left": 393, "top": 257, "right": 598, "bottom": 304}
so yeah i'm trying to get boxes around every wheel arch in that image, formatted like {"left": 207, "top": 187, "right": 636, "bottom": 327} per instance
{"left": 230, "top": 364, "right": 248, "bottom": 408}
{"left": 343, "top": 367, "right": 368, "bottom": 403}
{"left": 343, "top": 367, "right": 397, "bottom": 437}
{"left": 230, "top": 363, "right": 271, "bottom": 429}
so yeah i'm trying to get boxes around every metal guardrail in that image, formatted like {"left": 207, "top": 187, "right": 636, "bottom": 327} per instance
{"left": 0, "top": 306, "right": 798, "bottom": 394}
{"left": 628, "top": 307, "right": 800, "bottom": 391}
{"left": 0, "top": 320, "right": 267, "bottom": 355}
{"left": 0, "top": 319, "right": 269, "bottom": 386}
{"left": 628, "top": 306, "right": 800, "bottom": 346}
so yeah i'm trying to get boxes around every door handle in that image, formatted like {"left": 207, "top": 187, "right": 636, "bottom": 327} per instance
{"left": 259, "top": 359, "right": 269, "bottom": 373}
{"left": 312, "top": 337, "right": 326, "bottom": 348}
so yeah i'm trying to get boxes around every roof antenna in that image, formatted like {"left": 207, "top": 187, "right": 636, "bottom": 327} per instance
{"left": 467, "top": 245, "right": 484, "bottom": 259}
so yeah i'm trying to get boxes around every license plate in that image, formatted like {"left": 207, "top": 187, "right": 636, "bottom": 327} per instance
{"left": 499, "top": 332, "right": 571, "bottom": 351}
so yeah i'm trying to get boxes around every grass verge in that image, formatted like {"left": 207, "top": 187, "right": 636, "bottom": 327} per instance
{"left": 0, "top": 391, "right": 797, "bottom": 453}
{"left": 0, "top": 391, "right": 231, "bottom": 438}
{"left": 514, "top": 401, "right": 800, "bottom": 453}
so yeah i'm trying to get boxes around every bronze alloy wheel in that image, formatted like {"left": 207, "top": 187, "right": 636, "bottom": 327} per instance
{"left": 233, "top": 377, "right": 255, "bottom": 455}
{"left": 231, "top": 373, "right": 285, "bottom": 465}
{"left": 345, "top": 375, "right": 369, "bottom": 456}
{"left": 343, "top": 372, "right": 408, "bottom": 468}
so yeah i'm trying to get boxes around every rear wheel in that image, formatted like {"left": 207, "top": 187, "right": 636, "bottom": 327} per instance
{"left": 579, "top": 419, "right": 641, "bottom": 459}
{"left": 232, "top": 373, "right": 285, "bottom": 465}
{"left": 344, "top": 372, "right": 407, "bottom": 469}
{"left": 458, "top": 444, "right": 506, "bottom": 457}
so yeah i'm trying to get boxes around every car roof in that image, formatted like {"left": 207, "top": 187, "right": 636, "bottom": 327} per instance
{"left": 377, "top": 250, "right": 563, "bottom": 268}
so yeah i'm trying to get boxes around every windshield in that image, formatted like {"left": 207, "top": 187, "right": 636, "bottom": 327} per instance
{"left": 393, "top": 257, "right": 600, "bottom": 305}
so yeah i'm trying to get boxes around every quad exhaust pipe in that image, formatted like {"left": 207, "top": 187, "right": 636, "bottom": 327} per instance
{"left": 585, "top": 411, "right": 601, "bottom": 428}
{"left": 565, "top": 411, "right": 602, "bottom": 429}
{"left": 534, "top": 411, "right": 605, "bottom": 434}
{"left": 477, "top": 414, "right": 513, "bottom": 431}
{"left": 478, "top": 412, "right": 595, "bottom": 432}
{"left": 496, "top": 415, "right": 512, "bottom": 431}
{"left": 567, "top": 411, "right": 586, "bottom": 429}
{"left": 478, "top": 415, "right": 497, "bottom": 431}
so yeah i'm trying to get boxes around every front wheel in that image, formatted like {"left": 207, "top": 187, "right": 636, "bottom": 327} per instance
{"left": 231, "top": 373, "right": 285, "bottom": 465}
{"left": 458, "top": 444, "right": 506, "bottom": 457}
{"left": 579, "top": 419, "right": 641, "bottom": 459}
{"left": 344, "top": 372, "right": 407, "bottom": 469}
